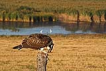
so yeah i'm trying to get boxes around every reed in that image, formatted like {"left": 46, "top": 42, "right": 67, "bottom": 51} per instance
{"left": 2, "top": 12, "right": 6, "bottom": 22}
{"left": 70, "top": 9, "right": 80, "bottom": 22}
{"left": 0, "top": 0, "right": 106, "bottom": 22}
{"left": 43, "top": 15, "right": 49, "bottom": 22}
{"left": 84, "top": 10, "right": 94, "bottom": 22}
{"left": 32, "top": 13, "right": 55, "bottom": 22}
{"left": 8, "top": 13, "right": 12, "bottom": 21}
{"left": 95, "top": 10, "right": 104, "bottom": 23}
{"left": 104, "top": 10, "right": 106, "bottom": 21}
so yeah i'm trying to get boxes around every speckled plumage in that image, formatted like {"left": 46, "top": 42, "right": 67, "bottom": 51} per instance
{"left": 13, "top": 34, "right": 54, "bottom": 52}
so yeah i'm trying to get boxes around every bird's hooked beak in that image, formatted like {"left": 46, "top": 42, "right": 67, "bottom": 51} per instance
{"left": 48, "top": 44, "right": 54, "bottom": 53}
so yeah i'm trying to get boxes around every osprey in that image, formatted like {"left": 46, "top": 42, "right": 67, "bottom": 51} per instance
{"left": 13, "top": 34, "right": 54, "bottom": 53}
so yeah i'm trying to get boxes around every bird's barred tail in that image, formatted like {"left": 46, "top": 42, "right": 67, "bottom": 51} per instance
{"left": 13, "top": 45, "right": 22, "bottom": 50}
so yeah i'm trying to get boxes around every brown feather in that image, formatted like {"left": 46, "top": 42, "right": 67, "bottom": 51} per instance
{"left": 21, "top": 34, "right": 53, "bottom": 49}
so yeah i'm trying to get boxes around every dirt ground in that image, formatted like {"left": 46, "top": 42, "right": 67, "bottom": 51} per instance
{"left": 0, "top": 34, "right": 106, "bottom": 71}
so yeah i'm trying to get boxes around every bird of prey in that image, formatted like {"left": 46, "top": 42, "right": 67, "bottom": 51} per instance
{"left": 13, "top": 34, "right": 54, "bottom": 53}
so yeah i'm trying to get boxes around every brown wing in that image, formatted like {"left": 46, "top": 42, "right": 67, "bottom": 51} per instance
{"left": 22, "top": 34, "right": 52, "bottom": 49}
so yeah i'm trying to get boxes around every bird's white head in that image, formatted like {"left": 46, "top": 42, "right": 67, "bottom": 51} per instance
{"left": 50, "top": 29, "right": 52, "bottom": 33}
{"left": 40, "top": 30, "right": 43, "bottom": 34}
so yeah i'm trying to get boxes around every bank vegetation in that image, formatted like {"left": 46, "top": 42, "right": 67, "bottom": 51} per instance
{"left": 0, "top": 0, "right": 106, "bottom": 23}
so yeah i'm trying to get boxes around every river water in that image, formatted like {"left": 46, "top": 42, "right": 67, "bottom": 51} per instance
{"left": 0, "top": 22, "right": 106, "bottom": 35}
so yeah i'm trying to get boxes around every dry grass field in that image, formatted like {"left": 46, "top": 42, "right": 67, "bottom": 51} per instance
{"left": 1, "top": 0, "right": 106, "bottom": 11}
{"left": 0, "top": 34, "right": 106, "bottom": 71}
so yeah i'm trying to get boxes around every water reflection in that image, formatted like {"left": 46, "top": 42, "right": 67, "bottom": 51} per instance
{"left": 66, "top": 22, "right": 105, "bottom": 33}
{"left": 0, "top": 22, "right": 106, "bottom": 35}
